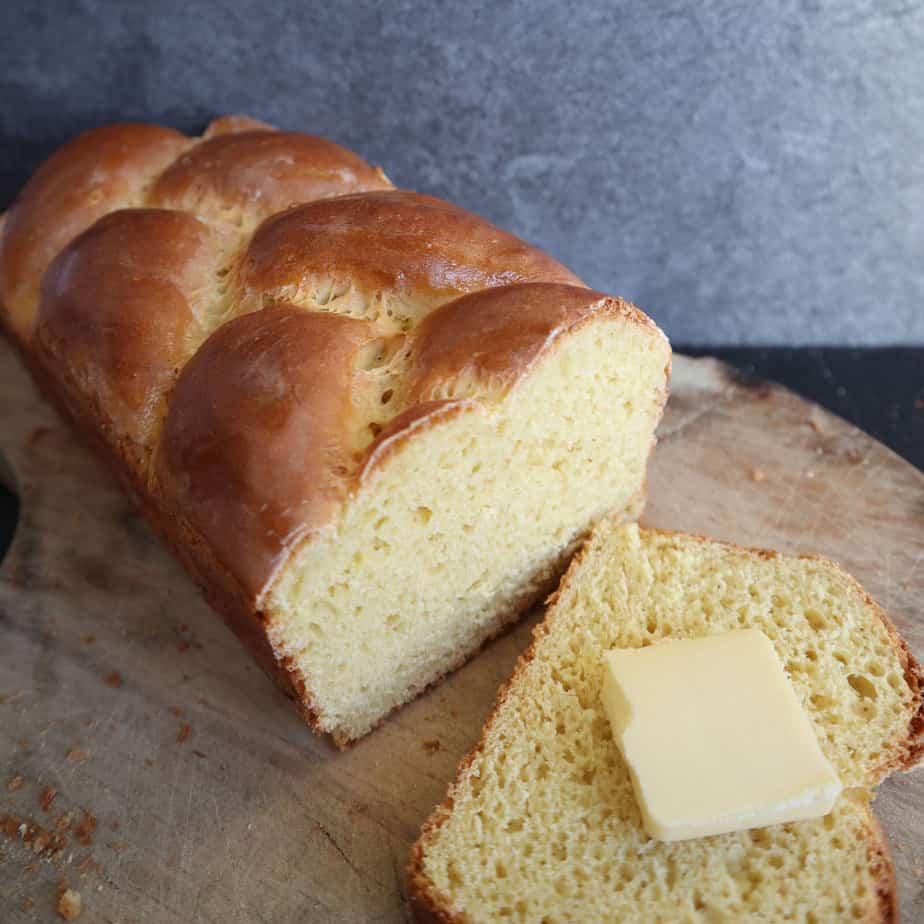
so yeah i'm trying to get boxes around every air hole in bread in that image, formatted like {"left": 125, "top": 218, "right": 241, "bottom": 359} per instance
{"left": 356, "top": 335, "right": 406, "bottom": 371}
{"left": 805, "top": 609, "right": 828, "bottom": 631}
{"left": 848, "top": 674, "right": 878, "bottom": 700}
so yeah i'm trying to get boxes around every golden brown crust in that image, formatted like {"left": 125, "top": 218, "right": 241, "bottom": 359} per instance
{"left": 237, "top": 190, "right": 582, "bottom": 316}
{"left": 35, "top": 208, "right": 232, "bottom": 479}
{"left": 151, "top": 130, "right": 392, "bottom": 226}
{"left": 0, "top": 116, "right": 391, "bottom": 346}
{"left": 0, "top": 123, "right": 191, "bottom": 340}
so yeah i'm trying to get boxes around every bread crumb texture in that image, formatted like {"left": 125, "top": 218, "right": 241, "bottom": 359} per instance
{"left": 413, "top": 523, "right": 923, "bottom": 923}
{"left": 268, "top": 322, "right": 668, "bottom": 743}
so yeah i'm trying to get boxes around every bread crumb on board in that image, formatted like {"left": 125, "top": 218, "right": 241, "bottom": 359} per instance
{"left": 0, "top": 811, "right": 71, "bottom": 860}
{"left": 73, "top": 811, "right": 96, "bottom": 847}
{"left": 749, "top": 468, "right": 766, "bottom": 482}
{"left": 422, "top": 739, "right": 441, "bottom": 755}
{"left": 57, "top": 886, "right": 82, "bottom": 920}
{"left": 21, "top": 897, "right": 34, "bottom": 911}
{"left": 66, "top": 749, "right": 89, "bottom": 764}
{"left": 8, "top": 774, "right": 23, "bottom": 791}
{"left": 41, "top": 786, "right": 58, "bottom": 812}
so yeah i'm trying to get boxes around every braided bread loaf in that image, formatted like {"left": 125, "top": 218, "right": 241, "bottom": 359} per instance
{"left": 0, "top": 116, "right": 671, "bottom": 745}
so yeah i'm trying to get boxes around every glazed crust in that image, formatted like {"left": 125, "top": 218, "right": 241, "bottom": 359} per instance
{"left": 150, "top": 129, "right": 392, "bottom": 225}
{"left": 237, "top": 190, "right": 582, "bottom": 316}
{"left": 36, "top": 208, "right": 232, "bottom": 481}
{"left": 0, "top": 123, "right": 191, "bottom": 340}
{"left": 0, "top": 114, "right": 669, "bottom": 744}
{"left": 407, "top": 525, "right": 921, "bottom": 923}
{"left": 0, "top": 116, "right": 392, "bottom": 345}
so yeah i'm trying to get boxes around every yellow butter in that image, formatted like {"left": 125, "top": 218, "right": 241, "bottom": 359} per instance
{"left": 601, "top": 628, "right": 842, "bottom": 842}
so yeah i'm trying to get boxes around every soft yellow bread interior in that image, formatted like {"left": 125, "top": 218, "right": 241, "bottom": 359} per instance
{"left": 266, "top": 320, "right": 669, "bottom": 744}
{"left": 415, "top": 523, "right": 922, "bottom": 922}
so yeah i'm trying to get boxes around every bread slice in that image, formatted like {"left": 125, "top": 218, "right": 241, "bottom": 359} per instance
{"left": 409, "top": 523, "right": 924, "bottom": 923}
{"left": 0, "top": 117, "right": 671, "bottom": 747}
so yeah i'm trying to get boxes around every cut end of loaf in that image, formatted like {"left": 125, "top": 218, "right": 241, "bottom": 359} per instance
{"left": 409, "top": 523, "right": 922, "bottom": 922}
{"left": 265, "top": 315, "right": 670, "bottom": 745}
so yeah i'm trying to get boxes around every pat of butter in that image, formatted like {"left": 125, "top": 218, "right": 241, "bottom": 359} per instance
{"left": 601, "top": 628, "right": 841, "bottom": 842}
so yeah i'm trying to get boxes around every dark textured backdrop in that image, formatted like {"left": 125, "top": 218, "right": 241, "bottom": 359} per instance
{"left": 1, "top": 1, "right": 922, "bottom": 344}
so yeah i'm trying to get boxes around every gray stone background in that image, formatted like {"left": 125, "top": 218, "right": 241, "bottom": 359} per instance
{"left": 1, "top": 0, "right": 922, "bottom": 344}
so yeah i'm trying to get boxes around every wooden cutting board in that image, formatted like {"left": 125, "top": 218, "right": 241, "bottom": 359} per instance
{"left": 1, "top": 342, "right": 922, "bottom": 923}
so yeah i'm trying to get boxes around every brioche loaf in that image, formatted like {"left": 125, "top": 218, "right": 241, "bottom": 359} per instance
{"left": 410, "top": 522, "right": 924, "bottom": 922}
{"left": 0, "top": 117, "right": 670, "bottom": 745}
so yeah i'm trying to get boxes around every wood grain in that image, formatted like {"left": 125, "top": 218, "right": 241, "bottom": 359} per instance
{"left": 0, "top": 344, "right": 921, "bottom": 922}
